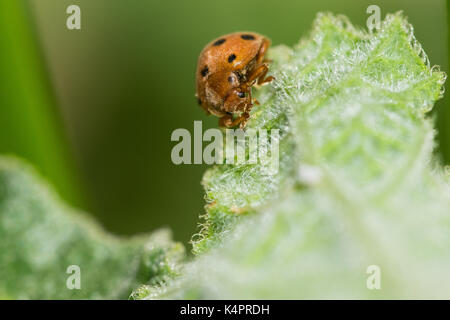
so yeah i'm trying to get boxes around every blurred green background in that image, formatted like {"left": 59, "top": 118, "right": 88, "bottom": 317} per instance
{"left": 0, "top": 0, "right": 448, "bottom": 246}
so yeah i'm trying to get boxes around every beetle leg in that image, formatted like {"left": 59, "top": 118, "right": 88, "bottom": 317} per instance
{"left": 256, "top": 38, "right": 271, "bottom": 65}
{"left": 218, "top": 114, "right": 233, "bottom": 127}
{"left": 256, "top": 64, "right": 275, "bottom": 85}
{"left": 238, "top": 91, "right": 254, "bottom": 128}
{"left": 219, "top": 113, "right": 246, "bottom": 128}
{"left": 219, "top": 103, "right": 252, "bottom": 128}
{"left": 240, "top": 112, "right": 250, "bottom": 127}
{"left": 241, "top": 63, "right": 274, "bottom": 90}
{"left": 253, "top": 63, "right": 275, "bottom": 86}
{"left": 219, "top": 109, "right": 252, "bottom": 128}
{"left": 219, "top": 88, "right": 255, "bottom": 128}
{"left": 246, "top": 88, "right": 254, "bottom": 112}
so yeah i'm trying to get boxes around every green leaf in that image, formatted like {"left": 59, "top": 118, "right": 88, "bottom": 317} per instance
{"left": 0, "top": 157, "right": 184, "bottom": 299}
{"left": 137, "top": 12, "right": 449, "bottom": 299}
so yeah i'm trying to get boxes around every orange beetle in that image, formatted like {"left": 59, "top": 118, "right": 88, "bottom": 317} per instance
{"left": 195, "top": 32, "right": 274, "bottom": 128}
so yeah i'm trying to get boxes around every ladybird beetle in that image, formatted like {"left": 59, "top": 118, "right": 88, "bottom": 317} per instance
{"left": 195, "top": 32, "right": 274, "bottom": 128}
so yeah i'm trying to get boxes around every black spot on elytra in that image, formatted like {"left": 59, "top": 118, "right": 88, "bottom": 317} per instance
{"left": 241, "top": 34, "right": 255, "bottom": 40}
{"left": 213, "top": 38, "right": 226, "bottom": 46}
{"left": 228, "top": 54, "right": 236, "bottom": 63}
{"left": 200, "top": 66, "right": 209, "bottom": 77}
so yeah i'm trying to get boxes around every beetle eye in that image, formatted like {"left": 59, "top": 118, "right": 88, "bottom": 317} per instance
{"left": 237, "top": 92, "right": 246, "bottom": 98}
